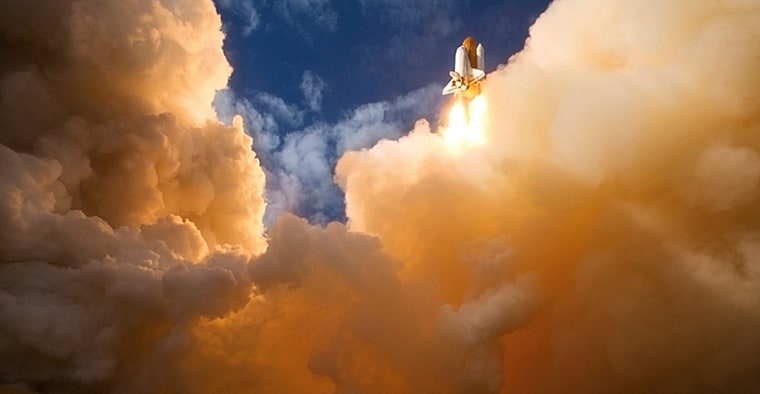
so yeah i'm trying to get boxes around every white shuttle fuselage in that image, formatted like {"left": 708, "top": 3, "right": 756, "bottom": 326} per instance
{"left": 442, "top": 37, "right": 485, "bottom": 99}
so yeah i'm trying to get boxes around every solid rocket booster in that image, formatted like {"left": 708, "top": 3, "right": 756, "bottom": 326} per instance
{"left": 476, "top": 42, "right": 484, "bottom": 69}
{"left": 442, "top": 37, "right": 485, "bottom": 99}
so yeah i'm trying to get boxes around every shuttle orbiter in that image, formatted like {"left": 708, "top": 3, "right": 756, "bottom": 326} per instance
{"left": 442, "top": 36, "right": 485, "bottom": 99}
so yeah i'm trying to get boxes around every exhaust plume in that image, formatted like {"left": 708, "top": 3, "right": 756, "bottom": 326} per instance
{"left": 0, "top": 0, "right": 265, "bottom": 391}
{"left": 337, "top": 0, "right": 760, "bottom": 392}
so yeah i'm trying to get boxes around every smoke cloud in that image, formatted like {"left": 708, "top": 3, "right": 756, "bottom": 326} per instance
{"left": 338, "top": 0, "right": 760, "bottom": 391}
{"left": 2, "top": 0, "right": 760, "bottom": 393}
{"left": 0, "top": 0, "right": 265, "bottom": 391}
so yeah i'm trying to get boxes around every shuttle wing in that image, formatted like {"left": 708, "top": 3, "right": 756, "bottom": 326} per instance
{"left": 442, "top": 68, "right": 485, "bottom": 96}
{"left": 442, "top": 74, "right": 462, "bottom": 95}
{"left": 471, "top": 68, "right": 486, "bottom": 83}
{"left": 442, "top": 81, "right": 458, "bottom": 95}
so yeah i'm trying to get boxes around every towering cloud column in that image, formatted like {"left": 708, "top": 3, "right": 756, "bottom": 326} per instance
{"left": 0, "top": 0, "right": 266, "bottom": 391}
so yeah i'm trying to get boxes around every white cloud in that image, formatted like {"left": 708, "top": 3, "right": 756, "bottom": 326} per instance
{"left": 213, "top": 89, "right": 281, "bottom": 152}
{"left": 300, "top": 70, "right": 328, "bottom": 112}
{"left": 255, "top": 92, "right": 305, "bottom": 127}
{"left": 217, "top": 0, "right": 261, "bottom": 36}
{"left": 269, "top": 83, "right": 441, "bottom": 223}
{"left": 215, "top": 82, "right": 441, "bottom": 225}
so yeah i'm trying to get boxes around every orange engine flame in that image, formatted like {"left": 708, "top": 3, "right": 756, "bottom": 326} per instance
{"left": 442, "top": 95, "right": 488, "bottom": 150}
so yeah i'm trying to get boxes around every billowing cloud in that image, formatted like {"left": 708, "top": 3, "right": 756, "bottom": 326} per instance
{"left": 3, "top": 0, "right": 760, "bottom": 393}
{"left": 336, "top": 0, "right": 760, "bottom": 391}
{"left": 216, "top": 82, "right": 442, "bottom": 224}
{"left": 0, "top": 0, "right": 265, "bottom": 391}
{"left": 255, "top": 92, "right": 305, "bottom": 127}
{"left": 213, "top": 88, "right": 281, "bottom": 152}
{"left": 276, "top": 83, "right": 442, "bottom": 223}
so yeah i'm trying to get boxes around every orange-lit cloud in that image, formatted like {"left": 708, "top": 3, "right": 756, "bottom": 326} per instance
{"left": 0, "top": 0, "right": 264, "bottom": 391}
{"left": 337, "top": 0, "right": 760, "bottom": 392}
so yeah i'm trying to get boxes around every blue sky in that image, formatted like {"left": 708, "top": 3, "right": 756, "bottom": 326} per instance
{"left": 213, "top": 0, "right": 553, "bottom": 223}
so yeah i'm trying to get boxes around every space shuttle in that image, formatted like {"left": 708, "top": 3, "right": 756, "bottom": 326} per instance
{"left": 442, "top": 36, "right": 485, "bottom": 99}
